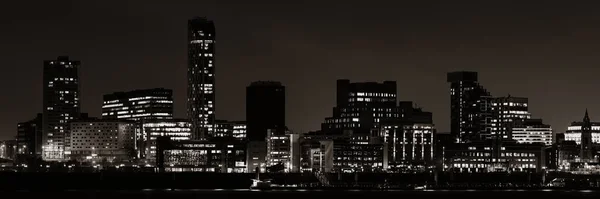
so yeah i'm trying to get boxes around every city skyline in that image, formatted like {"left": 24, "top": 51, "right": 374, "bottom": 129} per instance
{"left": 5, "top": 1, "right": 600, "bottom": 140}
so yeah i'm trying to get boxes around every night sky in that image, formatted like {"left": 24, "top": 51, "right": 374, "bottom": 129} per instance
{"left": 2, "top": 1, "right": 600, "bottom": 140}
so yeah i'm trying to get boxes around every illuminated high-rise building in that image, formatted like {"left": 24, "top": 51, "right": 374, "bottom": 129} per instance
{"left": 321, "top": 79, "right": 398, "bottom": 135}
{"left": 447, "top": 71, "right": 492, "bottom": 143}
{"left": 102, "top": 88, "right": 174, "bottom": 121}
{"left": 490, "top": 96, "right": 531, "bottom": 140}
{"left": 42, "top": 56, "right": 81, "bottom": 161}
{"left": 187, "top": 17, "right": 216, "bottom": 140}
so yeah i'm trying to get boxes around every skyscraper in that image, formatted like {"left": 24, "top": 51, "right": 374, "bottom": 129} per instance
{"left": 102, "top": 88, "right": 174, "bottom": 121}
{"left": 246, "top": 81, "right": 286, "bottom": 141}
{"left": 42, "top": 56, "right": 81, "bottom": 161}
{"left": 447, "top": 71, "right": 492, "bottom": 143}
{"left": 187, "top": 17, "right": 216, "bottom": 140}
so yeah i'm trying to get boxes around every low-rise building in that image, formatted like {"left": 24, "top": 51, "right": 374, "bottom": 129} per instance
{"left": 511, "top": 119, "right": 552, "bottom": 145}
{"left": 564, "top": 121, "right": 600, "bottom": 144}
{"left": 0, "top": 140, "right": 17, "bottom": 160}
{"left": 141, "top": 119, "right": 192, "bottom": 162}
{"left": 300, "top": 134, "right": 387, "bottom": 173}
{"left": 265, "top": 129, "right": 301, "bottom": 172}
{"left": 17, "top": 114, "right": 42, "bottom": 158}
{"left": 215, "top": 120, "right": 246, "bottom": 138}
{"left": 246, "top": 141, "right": 267, "bottom": 173}
{"left": 444, "top": 140, "right": 546, "bottom": 173}
{"left": 67, "top": 119, "right": 137, "bottom": 163}
{"left": 381, "top": 123, "right": 434, "bottom": 171}
{"left": 156, "top": 137, "right": 246, "bottom": 173}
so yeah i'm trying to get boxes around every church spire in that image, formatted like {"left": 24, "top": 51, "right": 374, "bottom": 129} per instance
{"left": 584, "top": 109, "right": 591, "bottom": 123}
{"left": 581, "top": 109, "right": 593, "bottom": 161}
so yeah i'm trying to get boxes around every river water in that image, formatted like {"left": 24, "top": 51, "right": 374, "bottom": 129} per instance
{"left": 3, "top": 189, "right": 600, "bottom": 198}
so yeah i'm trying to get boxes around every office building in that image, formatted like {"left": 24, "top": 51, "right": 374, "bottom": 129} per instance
{"left": 102, "top": 88, "right": 173, "bottom": 121}
{"left": 511, "top": 119, "right": 552, "bottom": 145}
{"left": 17, "top": 114, "right": 43, "bottom": 157}
{"left": 67, "top": 119, "right": 137, "bottom": 163}
{"left": 42, "top": 56, "right": 81, "bottom": 161}
{"left": 215, "top": 120, "right": 246, "bottom": 138}
{"left": 322, "top": 79, "right": 399, "bottom": 135}
{"left": 266, "top": 129, "right": 292, "bottom": 171}
{"left": 187, "top": 17, "right": 216, "bottom": 140}
{"left": 332, "top": 136, "right": 387, "bottom": 172}
{"left": 246, "top": 81, "right": 286, "bottom": 141}
{"left": 491, "top": 96, "right": 531, "bottom": 140}
{"left": 156, "top": 137, "right": 247, "bottom": 173}
{"left": 215, "top": 120, "right": 232, "bottom": 137}
{"left": 378, "top": 102, "right": 435, "bottom": 170}
{"left": 246, "top": 141, "right": 267, "bottom": 173}
{"left": 382, "top": 123, "right": 434, "bottom": 170}
{"left": 232, "top": 121, "right": 247, "bottom": 140}
{"left": 141, "top": 119, "right": 192, "bottom": 162}
{"left": 300, "top": 134, "right": 387, "bottom": 173}
{"left": 444, "top": 140, "right": 546, "bottom": 173}
{"left": 447, "top": 71, "right": 492, "bottom": 143}
{"left": 300, "top": 139, "right": 334, "bottom": 172}
{"left": 434, "top": 132, "right": 454, "bottom": 170}
{"left": 289, "top": 133, "right": 301, "bottom": 172}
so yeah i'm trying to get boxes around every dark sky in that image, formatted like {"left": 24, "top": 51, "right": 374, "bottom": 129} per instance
{"left": 2, "top": 0, "right": 600, "bottom": 140}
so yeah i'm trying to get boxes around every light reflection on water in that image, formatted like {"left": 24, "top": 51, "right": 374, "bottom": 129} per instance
{"left": 11, "top": 189, "right": 600, "bottom": 194}
{"left": 65, "top": 189, "right": 598, "bottom": 193}
{"left": 160, "top": 189, "right": 597, "bottom": 192}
